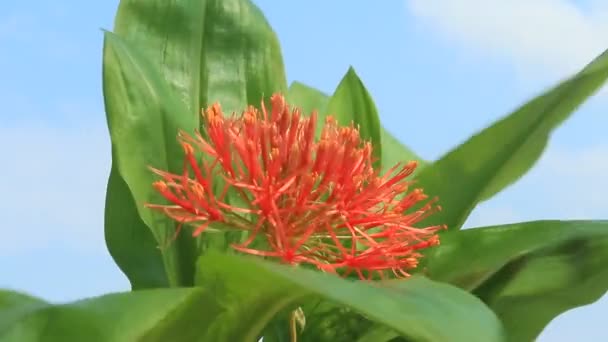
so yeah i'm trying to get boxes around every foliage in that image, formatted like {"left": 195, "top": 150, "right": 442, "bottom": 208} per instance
{"left": 2, "top": 1, "right": 608, "bottom": 341}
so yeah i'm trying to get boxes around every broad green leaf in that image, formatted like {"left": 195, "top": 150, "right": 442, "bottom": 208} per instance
{"left": 196, "top": 253, "right": 505, "bottom": 342}
{"left": 103, "top": 31, "right": 199, "bottom": 287}
{"left": 326, "top": 67, "right": 383, "bottom": 166}
{"left": 287, "top": 81, "right": 427, "bottom": 173}
{"left": 103, "top": 0, "right": 288, "bottom": 288}
{"left": 112, "top": 0, "right": 287, "bottom": 118}
{"left": 356, "top": 326, "right": 399, "bottom": 342}
{"left": 425, "top": 220, "right": 608, "bottom": 341}
{"left": 287, "top": 81, "right": 330, "bottom": 119}
{"left": 104, "top": 168, "right": 168, "bottom": 288}
{"left": 380, "top": 128, "right": 427, "bottom": 175}
{"left": 0, "top": 288, "right": 212, "bottom": 342}
{"left": 0, "top": 291, "right": 47, "bottom": 334}
{"left": 414, "top": 50, "right": 608, "bottom": 230}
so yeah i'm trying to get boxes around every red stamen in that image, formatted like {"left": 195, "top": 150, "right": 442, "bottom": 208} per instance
{"left": 146, "top": 94, "right": 444, "bottom": 280}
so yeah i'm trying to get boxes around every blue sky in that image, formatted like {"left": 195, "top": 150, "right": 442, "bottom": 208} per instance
{"left": 1, "top": 0, "right": 607, "bottom": 340}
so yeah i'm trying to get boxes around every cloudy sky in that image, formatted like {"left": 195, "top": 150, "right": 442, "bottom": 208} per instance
{"left": 1, "top": 0, "right": 607, "bottom": 340}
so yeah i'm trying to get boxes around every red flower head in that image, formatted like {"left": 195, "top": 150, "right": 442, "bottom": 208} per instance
{"left": 147, "top": 94, "right": 446, "bottom": 279}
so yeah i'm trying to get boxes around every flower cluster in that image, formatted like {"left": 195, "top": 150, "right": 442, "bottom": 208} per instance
{"left": 147, "top": 94, "right": 445, "bottom": 279}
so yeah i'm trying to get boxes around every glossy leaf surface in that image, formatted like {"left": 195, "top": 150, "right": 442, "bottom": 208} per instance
{"left": 425, "top": 220, "right": 608, "bottom": 341}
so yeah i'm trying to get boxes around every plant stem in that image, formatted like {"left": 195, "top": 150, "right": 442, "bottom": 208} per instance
{"left": 289, "top": 307, "right": 306, "bottom": 342}
{"left": 289, "top": 310, "right": 297, "bottom": 342}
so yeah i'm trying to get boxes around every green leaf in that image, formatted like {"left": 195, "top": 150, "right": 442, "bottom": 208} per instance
{"left": 103, "top": 0, "right": 289, "bottom": 288}
{"left": 111, "top": 0, "right": 287, "bottom": 117}
{"left": 104, "top": 168, "right": 169, "bottom": 288}
{"left": 0, "top": 288, "right": 214, "bottom": 342}
{"left": 103, "top": 31, "right": 199, "bottom": 287}
{"left": 380, "top": 128, "right": 428, "bottom": 175}
{"left": 195, "top": 253, "right": 505, "bottom": 342}
{"left": 0, "top": 291, "right": 48, "bottom": 334}
{"left": 326, "top": 67, "right": 383, "bottom": 166}
{"left": 414, "top": 50, "right": 608, "bottom": 230}
{"left": 356, "top": 326, "right": 399, "bottom": 342}
{"left": 287, "top": 81, "right": 330, "bottom": 119}
{"left": 287, "top": 81, "right": 427, "bottom": 173}
{"left": 425, "top": 220, "right": 608, "bottom": 341}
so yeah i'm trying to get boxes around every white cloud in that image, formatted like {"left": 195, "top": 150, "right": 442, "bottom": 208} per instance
{"left": 407, "top": 0, "right": 608, "bottom": 74}
{"left": 0, "top": 118, "right": 111, "bottom": 254}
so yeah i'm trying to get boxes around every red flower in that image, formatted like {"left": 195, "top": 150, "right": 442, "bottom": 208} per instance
{"left": 147, "top": 94, "right": 445, "bottom": 279}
